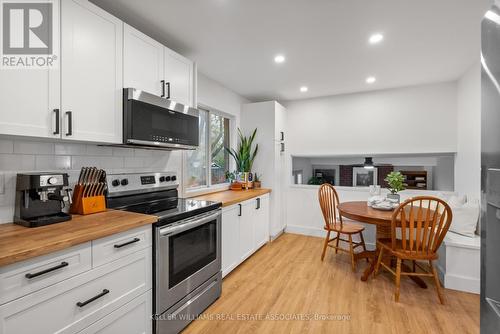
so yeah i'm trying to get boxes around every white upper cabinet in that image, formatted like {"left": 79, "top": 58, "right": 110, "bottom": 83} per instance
{"left": 0, "top": 0, "right": 60, "bottom": 139}
{"left": 123, "top": 24, "right": 164, "bottom": 96}
{"left": 164, "top": 49, "right": 194, "bottom": 107}
{"left": 61, "top": 0, "right": 123, "bottom": 143}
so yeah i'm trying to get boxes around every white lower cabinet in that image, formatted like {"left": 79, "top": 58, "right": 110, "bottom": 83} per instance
{"left": 221, "top": 194, "right": 270, "bottom": 278}
{"left": 0, "top": 225, "right": 153, "bottom": 334}
{"left": 77, "top": 290, "right": 152, "bottom": 334}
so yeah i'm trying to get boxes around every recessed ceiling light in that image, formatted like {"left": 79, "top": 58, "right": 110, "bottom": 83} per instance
{"left": 300, "top": 86, "right": 308, "bottom": 92}
{"left": 366, "top": 76, "right": 376, "bottom": 84}
{"left": 274, "top": 54, "right": 285, "bottom": 63}
{"left": 369, "top": 33, "right": 384, "bottom": 44}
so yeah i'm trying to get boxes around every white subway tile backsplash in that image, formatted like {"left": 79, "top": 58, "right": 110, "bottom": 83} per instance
{"left": 0, "top": 154, "right": 36, "bottom": 170}
{"left": 0, "top": 140, "right": 182, "bottom": 223}
{"left": 35, "top": 155, "right": 71, "bottom": 170}
{"left": 13, "top": 140, "right": 54, "bottom": 155}
{"left": 134, "top": 149, "right": 153, "bottom": 157}
{"left": 55, "top": 143, "right": 86, "bottom": 155}
{"left": 86, "top": 145, "right": 113, "bottom": 156}
{"left": 112, "top": 147, "right": 134, "bottom": 157}
{"left": 0, "top": 140, "right": 14, "bottom": 153}
{"left": 124, "top": 157, "right": 144, "bottom": 168}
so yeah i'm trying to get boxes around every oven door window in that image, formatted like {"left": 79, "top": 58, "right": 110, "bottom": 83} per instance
{"left": 168, "top": 220, "right": 217, "bottom": 288}
{"left": 129, "top": 99, "right": 199, "bottom": 146}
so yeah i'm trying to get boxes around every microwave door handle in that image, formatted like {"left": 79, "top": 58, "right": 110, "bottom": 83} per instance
{"left": 159, "top": 211, "right": 221, "bottom": 236}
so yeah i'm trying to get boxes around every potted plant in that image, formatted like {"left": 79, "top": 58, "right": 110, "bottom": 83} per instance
{"left": 225, "top": 128, "right": 259, "bottom": 189}
{"left": 385, "top": 171, "right": 405, "bottom": 202}
{"left": 253, "top": 173, "right": 262, "bottom": 188}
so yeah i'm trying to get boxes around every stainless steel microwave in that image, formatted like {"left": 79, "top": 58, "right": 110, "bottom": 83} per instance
{"left": 122, "top": 88, "right": 199, "bottom": 150}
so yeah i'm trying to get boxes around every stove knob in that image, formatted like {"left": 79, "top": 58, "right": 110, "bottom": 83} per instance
{"left": 120, "top": 179, "right": 129, "bottom": 186}
{"left": 171, "top": 176, "right": 177, "bottom": 182}
{"left": 111, "top": 179, "right": 120, "bottom": 187}
{"left": 159, "top": 176, "right": 165, "bottom": 182}
{"left": 165, "top": 176, "right": 171, "bottom": 182}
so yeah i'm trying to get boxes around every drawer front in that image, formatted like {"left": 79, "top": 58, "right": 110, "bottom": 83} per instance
{"left": 0, "top": 243, "right": 92, "bottom": 305}
{"left": 0, "top": 248, "right": 151, "bottom": 334}
{"left": 78, "top": 290, "right": 152, "bottom": 334}
{"left": 92, "top": 225, "right": 152, "bottom": 267}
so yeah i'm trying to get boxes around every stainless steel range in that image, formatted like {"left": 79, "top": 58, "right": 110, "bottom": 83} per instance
{"left": 106, "top": 171, "right": 222, "bottom": 334}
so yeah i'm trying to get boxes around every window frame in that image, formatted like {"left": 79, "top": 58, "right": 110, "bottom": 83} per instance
{"left": 184, "top": 104, "right": 235, "bottom": 196}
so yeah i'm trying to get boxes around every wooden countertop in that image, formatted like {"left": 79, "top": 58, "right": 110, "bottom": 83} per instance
{"left": 192, "top": 188, "right": 271, "bottom": 207}
{"left": 0, "top": 210, "right": 158, "bottom": 267}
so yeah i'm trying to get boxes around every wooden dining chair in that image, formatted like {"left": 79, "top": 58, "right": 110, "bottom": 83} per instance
{"left": 374, "top": 196, "right": 453, "bottom": 304}
{"left": 318, "top": 184, "right": 367, "bottom": 271}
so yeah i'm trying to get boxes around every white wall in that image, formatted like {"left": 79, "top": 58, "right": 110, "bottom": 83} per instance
{"left": 283, "top": 82, "right": 458, "bottom": 156}
{"left": 197, "top": 72, "right": 249, "bottom": 120}
{"left": 455, "top": 63, "right": 481, "bottom": 200}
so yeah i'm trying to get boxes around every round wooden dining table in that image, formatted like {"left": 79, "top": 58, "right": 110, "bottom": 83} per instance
{"left": 337, "top": 201, "right": 427, "bottom": 288}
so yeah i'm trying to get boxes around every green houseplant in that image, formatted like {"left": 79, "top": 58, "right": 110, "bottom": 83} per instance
{"left": 384, "top": 171, "right": 405, "bottom": 202}
{"left": 225, "top": 128, "right": 259, "bottom": 173}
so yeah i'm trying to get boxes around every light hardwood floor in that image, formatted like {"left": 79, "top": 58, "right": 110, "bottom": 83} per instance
{"left": 184, "top": 233, "right": 479, "bottom": 334}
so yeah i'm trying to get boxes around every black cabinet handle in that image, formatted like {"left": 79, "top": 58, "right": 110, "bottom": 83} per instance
{"left": 280, "top": 142, "right": 285, "bottom": 152}
{"left": 161, "top": 80, "right": 165, "bottom": 97}
{"left": 256, "top": 198, "right": 261, "bottom": 210}
{"left": 238, "top": 204, "right": 242, "bottom": 217}
{"left": 65, "top": 111, "right": 72, "bottom": 136}
{"left": 53, "top": 109, "right": 60, "bottom": 135}
{"left": 25, "top": 261, "right": 69, "bottom": 279}
{"left": 166, "top": 82, "right": 171, "bottom": 99}
{"left": 280, "top": 131, "right": 284, "bottom": 141}
{"left": 76, "top": 289, "right": 110, "bottom": 307}
{"left": 114, "top": 237, "right": 140, "bottom": 248}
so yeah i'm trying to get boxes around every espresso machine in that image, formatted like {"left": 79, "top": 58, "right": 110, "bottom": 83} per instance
{"left": 14, "top": 173, "right": 73, "bottom": 227}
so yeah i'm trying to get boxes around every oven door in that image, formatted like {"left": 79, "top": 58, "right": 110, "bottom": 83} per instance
{"left": 156, "top": 209, "right": 221, "bottom": 312}
{"left": 123, "top": 88, "right": 199, "bottom": 149}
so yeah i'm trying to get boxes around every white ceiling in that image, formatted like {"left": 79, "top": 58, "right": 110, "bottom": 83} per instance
{"left": 92, "top": 0, "right": 490, "bottom": 101}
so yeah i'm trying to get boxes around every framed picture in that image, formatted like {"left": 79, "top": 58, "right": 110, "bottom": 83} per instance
{"left": 352, "top": 167, "right": 378, "bottom": 187}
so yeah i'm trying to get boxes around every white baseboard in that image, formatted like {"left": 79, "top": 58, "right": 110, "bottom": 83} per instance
{"left": 285, "top": 224, "right": 376, "bottom": 248}
{"left": 285, "top": 224, "right": 325, "bottom": 238}
{"left": 444, "top": 274, "right": 480, "bottom": 294}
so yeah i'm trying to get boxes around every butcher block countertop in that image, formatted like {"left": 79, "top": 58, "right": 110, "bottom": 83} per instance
{"left": 0, "top": 210, "right": 158, "bottom": 267}
{"left": 192, "top": 188, "right": 271, "bottom": 207}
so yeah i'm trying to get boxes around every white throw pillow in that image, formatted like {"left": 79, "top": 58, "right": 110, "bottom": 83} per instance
{"left": 447, "top": 194, "right": 467, "bottom": 209}
{"left": 448, "top": 200, "right": 480, "bottom": 238}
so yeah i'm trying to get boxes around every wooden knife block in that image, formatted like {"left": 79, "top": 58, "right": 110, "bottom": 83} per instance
{"left": 70, "top": 184, "right": 106, "bottom": 215}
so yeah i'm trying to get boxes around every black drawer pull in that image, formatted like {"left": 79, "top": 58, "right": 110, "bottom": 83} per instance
{"left": 76, "top": 289, "right": 110, "bottom": 307}
{"left": 65, "top": 111, "right": 72, "bottom": 136}
{"left": 25, "top": 261, "right": 69, "bottom": 279}
{"left": 256, "top": 198, "right": 261, "bottom": 210}
{"left": 53, "top": 109, "right": 60, "bottom": 135}
{"left": 114, "top": 237, "right": 140, "bottom": 248}
{"left": 165, "top": 82, "right": 171, "bottom": 99}
{"left": 238, "top": 204, "right": 242, "bottom": 216}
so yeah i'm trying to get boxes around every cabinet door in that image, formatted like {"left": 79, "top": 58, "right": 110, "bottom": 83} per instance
{"left": 239, "top": 201, "right": 255, "bottom": 261}
{"left": 254, "top": 195, "right": 270, "bottom": 250}
{"left": 164, "top": 48, "right": 194, "bottom": 106}
{"left": 123, "top": 24, "right": 164, "bottom": 96}
{"left": 0, "top": 0, "right": 60, "bottom": 139}
{"left": 61, "top": 0, "right": 123, "bottom": 143}
{"left": 222, "top": 206, "right": 240, "bottom": 278}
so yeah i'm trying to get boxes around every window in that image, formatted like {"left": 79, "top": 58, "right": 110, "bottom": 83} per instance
{"left": 186, "top": 107, "right": 231, "bottom": 189}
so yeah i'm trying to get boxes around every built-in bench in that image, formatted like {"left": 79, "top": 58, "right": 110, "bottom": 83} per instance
{"left": 437, "top": 232, "right": 480, "bottom": 294}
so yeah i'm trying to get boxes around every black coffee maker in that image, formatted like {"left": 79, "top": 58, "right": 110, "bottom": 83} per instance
{"left": 14, "top": 173, "right": 73, "bottom": 227}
